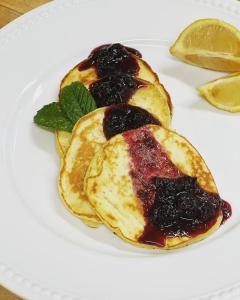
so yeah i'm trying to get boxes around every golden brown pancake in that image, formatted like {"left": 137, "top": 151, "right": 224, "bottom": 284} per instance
{"left": 59, "top": 109, "right": 105, "bottom": 227}
{"left": 59, "top": 103, "right": 163, "bottom": 227}
{"left": 84, "top": 125, "right": 224, "bottom": 249}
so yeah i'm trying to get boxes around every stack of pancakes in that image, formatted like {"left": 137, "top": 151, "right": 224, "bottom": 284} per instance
{"left": 57, "top": 44, "right": 226, "bottom": 249}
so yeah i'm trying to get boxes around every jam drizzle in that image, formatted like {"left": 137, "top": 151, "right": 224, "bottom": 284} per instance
{"left": 123, "top": 126, "right": 231, "bottom": 247}
{"left": 89, "top": 74, "right": 145, "bottom": 107}
{"left": 103, "top": 104, "right": 160, "bottom": 140}
{"left": 221, "top": 200, "right": 232, "bottom": 224}
{"left": 78, "top": 43, "right": 141, "bottom": 77}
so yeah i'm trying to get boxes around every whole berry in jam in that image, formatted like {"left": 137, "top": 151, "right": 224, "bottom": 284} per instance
{"left": 89, "top": 74, "right": 145, "bottom": 107}
{"left": 149, "top": 176, "right": 221, "bottom": 235}
{"left": 103, "top": 104, "right": 160, "bottom": 140}
{"left": 79, "top": 43, "right": 140, "bottom": 77}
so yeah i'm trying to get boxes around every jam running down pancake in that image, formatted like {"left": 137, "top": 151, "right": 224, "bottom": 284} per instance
{"left": 59, "top": 105, "right": 161, "bottom": 227}
{"left": 56, "top": 44, "right": 172, "bottom": 156}
{"left": 84, "top": 125, "right": 231, "bottom": 248}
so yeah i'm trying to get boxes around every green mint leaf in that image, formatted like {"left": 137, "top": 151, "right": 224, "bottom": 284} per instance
{"left": 33, "top": 82, "right": 97, "bottom": 133}
{"left": 59, "top": 82, "right": 97, "bottom": 123}
{"left": 34, "top": 102, "right": 74, "bottom": 132}
{"left": 73, "top": 82, "right": 97, "bottom": 115}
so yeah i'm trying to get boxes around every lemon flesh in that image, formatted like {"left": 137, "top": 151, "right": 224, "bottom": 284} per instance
{"left": 170, "top": 19, "right": 240, "bottom": 72}
{"left": 198, "top": 72, "right": 240, "bottom": 112}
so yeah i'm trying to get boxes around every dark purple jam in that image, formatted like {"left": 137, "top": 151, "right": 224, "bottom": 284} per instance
{"left": 149, "top": 176, "right": 221, "bottom": 236}
{"left": 126, "top": 47, "right": 141, "bottom": 57}
{"left": 123, "top": 126, "right": 231, "bottom": 247}
{"left": 78, "top": 44, "right": 141, "bottom": 77}
{"left": 89, "top": 74, "right": 145, "bottom": 107}
{"left": 123, "top": 127, "right": 183, "bottom": 216}
{"left": 103, "top": 104, "right": 160, "bottom": 140}
{"left": 221, "top": 200, "right": 232, "bottom": 223}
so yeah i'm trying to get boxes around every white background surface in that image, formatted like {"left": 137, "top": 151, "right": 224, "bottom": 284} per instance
{"left": 0, "top": 0, "right": 240, "bottom": 299}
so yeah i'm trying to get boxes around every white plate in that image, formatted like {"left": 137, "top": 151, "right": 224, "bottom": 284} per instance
{"left": 0, "top": 0, "right": 240, "bottom": 299}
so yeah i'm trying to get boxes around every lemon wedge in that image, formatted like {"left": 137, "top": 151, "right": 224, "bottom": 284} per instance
{"left": 197, "top": 73, "right": 240, "bottom": 112}
{"left": 170, "top": 19, "right": 240, "bottom": 72}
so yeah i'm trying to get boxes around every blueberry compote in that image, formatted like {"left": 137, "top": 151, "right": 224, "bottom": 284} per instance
{"left": 89, "top": 74, "right": 145, "bottom": 107}
{"left": 78, "top": 44, "right": 141, "bottom": 77}
{"left": 149, "top": 176, "right": 221, "bottom": 234}
{"left": 103, "top": 104, "right": 160, "bottom": 140}
{"left": 123, "top": 127, "right": 231, "bottom": 247}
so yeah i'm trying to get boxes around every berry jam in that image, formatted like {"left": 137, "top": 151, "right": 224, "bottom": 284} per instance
{"left": 103, "top": 104, "right": 160, "bottom": 140}
{"left": 149, "top": 176, "right": 221, "bottom": 235}
{"left": 221, "top": 200, "right": 232, "bottom": 224}
{"left": 89, "top": 74, "right": 145, "bottom": 107}
{"left": 123, "top": 126, "right": 231, "bottom": 247}
{"left": 78, "top": 44, "right": 141, "bottom": 77}
{"left": 123, "top": 127, "right": 183, "bottom": 216}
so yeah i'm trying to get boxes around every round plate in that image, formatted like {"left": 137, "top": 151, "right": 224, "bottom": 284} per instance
{"left": 0, "top": 0, "right": 240, "bottom": 299}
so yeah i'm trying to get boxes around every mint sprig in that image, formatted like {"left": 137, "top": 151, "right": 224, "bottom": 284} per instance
{"left": 34, "top": 102, "right": 74, "bottom": 132}
{"left": 34, "top": 82, "right": 97, "bottom": 132}
{"left": 60, "top": 82, "right": 97, "bottom": 123}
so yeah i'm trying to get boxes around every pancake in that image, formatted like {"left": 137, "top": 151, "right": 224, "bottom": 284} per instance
{"left": 59, "top": 105, "right": 162, "bottom": 227}
{"left": 59, "top": 109, "right": 105, "bottom": 227}
{"left": 84, "top": 125, "right": 226, "bottom": 249}
{"left": 56, "top": 78, "right": 171, "bottom": 156}
{"left": 56, "top": 130, "right": 72, "bottom": 156}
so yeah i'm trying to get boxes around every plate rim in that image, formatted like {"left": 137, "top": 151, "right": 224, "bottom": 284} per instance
{"left": 0, "top": 0, "right": 240, "bottom": 299}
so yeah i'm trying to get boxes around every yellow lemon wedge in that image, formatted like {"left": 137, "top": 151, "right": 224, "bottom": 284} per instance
{"left": 170, "top": 19, "right": 240, "bottom": 72}
{"left": 197, "top": 73, "right": 240, "bottom": 112}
